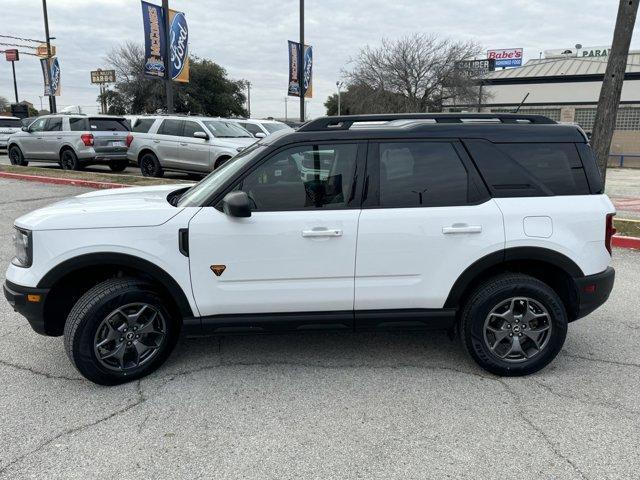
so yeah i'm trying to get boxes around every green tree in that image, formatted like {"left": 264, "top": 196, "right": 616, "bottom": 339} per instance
{"left": 0, "top": 96, "right": 8, "bottom": 113}
{"left": 104, "top": 42, "right": 247, "bottom": 116}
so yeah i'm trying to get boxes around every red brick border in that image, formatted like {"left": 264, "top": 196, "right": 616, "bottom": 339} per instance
{"left": 0, "top": 171, "right": 128, "bottom": 190}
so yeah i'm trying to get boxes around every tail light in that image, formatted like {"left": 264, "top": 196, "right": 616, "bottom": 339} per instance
{"left": 80, "top": 133, "right": 94, "bottom": 146}
{"left": 125, "top": 134, "right": 134, "bottom": 148}
{"left": 605, "top": 213, "right": 616, "bottom": 255}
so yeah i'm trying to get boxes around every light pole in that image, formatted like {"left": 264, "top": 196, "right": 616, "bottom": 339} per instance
{"left": 299, "top": 0, "right": 305, "bottom": 122}
{"left": 336, "top": 81, "right": 343, "bottom": 116}
{"left": 284, "top": 96, "right": 288, "bottom": 121}
{"left": 162, "top": 0, "right": 173, "bottom": 113}
{"left": 245, "top": 81, "right": 251, "bottom": 118}
{"left": 42, "top": 0, "right": 56, "bottom": 113}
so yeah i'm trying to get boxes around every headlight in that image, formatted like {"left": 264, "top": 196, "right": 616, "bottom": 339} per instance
{"left": 12, "top": 227, "right": 32, "bottom": 267}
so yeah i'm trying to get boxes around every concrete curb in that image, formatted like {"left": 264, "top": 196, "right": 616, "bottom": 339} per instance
{"left": 613, "top": 235, "right": 640, "bottom": 250}
{"left": 0, "top": 171, "right": 128, "bottom": 190}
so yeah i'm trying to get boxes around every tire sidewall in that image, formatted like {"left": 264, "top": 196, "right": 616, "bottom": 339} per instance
{"left": 464, "top": 280, "right": 567, "bottom": 376}
{"left": 140, "top": 154, "right": 161, "bottom": 177}
{"left": 71, "top": 286, "right": 179, "bottom": 385}
{"left": 61, "top": 150, "right": 80, "bottom": 170}
{"left": 9, "top": 146, "right": 23, "bottom": 165}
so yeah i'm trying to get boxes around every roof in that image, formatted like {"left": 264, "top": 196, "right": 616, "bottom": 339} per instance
{"left": 484, "top": 52, "right": 640, "bottom": 81}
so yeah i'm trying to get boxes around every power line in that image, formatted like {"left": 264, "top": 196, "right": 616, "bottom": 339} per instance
{"left": 0, "top": 34, "right": 45, "bottom": 44}
{"left": 0, "top": 42, "right": 37, "bottom": 49}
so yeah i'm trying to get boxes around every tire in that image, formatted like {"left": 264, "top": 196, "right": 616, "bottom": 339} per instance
{"left": 460, "top": 274, "right": 567, "bottom": 377}
{"left": 109, "top": 161, "right": 128, "bottom": 172}
{"left": 214, "top": 156, "right": 231, "bottom": 170}
{"left": 8, "top": 145, "right": 28, "bottom": 166}
{"left": 139, "top": 152, "right": 164, "bottom": 177}
{"left": 63, "top": 278, "right": 180, "bottom": 385}
{"left": 60, "top": 149, "right": 83, "bottom": 171}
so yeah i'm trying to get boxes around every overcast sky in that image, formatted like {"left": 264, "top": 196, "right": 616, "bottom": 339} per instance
{"left": 1, "top": 0, "right": 639, "bottom": 119}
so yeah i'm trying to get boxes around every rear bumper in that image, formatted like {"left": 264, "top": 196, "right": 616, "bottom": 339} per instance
{"left": 3, "top": 280, "right": 49, "bottom": 335}
{"left": 573, "top": 267, "right": 615, "bottom": 320}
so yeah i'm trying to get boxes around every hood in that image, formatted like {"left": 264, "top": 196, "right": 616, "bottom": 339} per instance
{"left": 211, "top": 137, "right": 257, "bottom": 149}
{"left": 15, "top": 183, "right": 194, "bottom": 231}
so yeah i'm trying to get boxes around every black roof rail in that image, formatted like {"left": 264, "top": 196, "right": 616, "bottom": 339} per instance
{"left": 298, "top": 113, "right": 557, "bottom": 131}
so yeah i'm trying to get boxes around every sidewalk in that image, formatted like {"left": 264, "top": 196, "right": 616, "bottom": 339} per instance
{"left": 606, "top": 168, "right": 640, "bottom": 220}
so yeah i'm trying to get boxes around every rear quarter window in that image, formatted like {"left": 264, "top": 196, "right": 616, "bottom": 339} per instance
{"left": 0, "top": 119, "right": 21, "bottom": 128}
{"left": 132, "top": 118, "right": 156, "bottom": 133}
{"left": 464, "top": 140, "right": 590, "bottom": 196}
{"left": 69, "top": 117, "right": 88, "bottom": 131}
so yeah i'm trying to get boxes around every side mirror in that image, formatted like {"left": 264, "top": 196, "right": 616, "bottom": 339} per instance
{"left": 254, "top": 132, "right": 266, "bottom": 138}
{"left": 21, "top": 126, "right": 29, "bottom": 132}
{"left": 193, "top": 131, "right": 209, "bottom": 140}
{"left": 222, "top": 191, "right": 252, "bottom": 218}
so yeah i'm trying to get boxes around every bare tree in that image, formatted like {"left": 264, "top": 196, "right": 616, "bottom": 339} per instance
{"left": 0, "top": 95, "right": 9, "bottom": 113}
{"left": 341, "top": 34, "right": 482, "bottom": 113}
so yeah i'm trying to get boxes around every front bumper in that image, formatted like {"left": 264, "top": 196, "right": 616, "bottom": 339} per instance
{"left": 3, "top": 280, "right": 49, "bottom": 335}
{"left": 573, "top": 267, "right": 615, "bottom": 320}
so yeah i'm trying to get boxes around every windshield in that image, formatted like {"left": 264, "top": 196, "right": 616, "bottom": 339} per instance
{"left": 203, "top": 120, "right": 252, "bottom": 138}
{"left": 263, "top": 122, "right": 290, "bottom": 134}
{"left": 177, "top": 143, "right": 267, "bottom": 207}
{"left": 0, "top": 119, "right": 21, "bottom": 128}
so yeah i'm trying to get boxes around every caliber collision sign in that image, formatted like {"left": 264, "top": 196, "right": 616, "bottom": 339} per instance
{"left": 487, "top": 48, "right": 523, "bottom": 68}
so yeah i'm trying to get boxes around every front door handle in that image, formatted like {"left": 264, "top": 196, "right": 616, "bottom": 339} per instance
{"left": 153, "top": 140, "right": 160, "bottom": 144}
{"left": 302, "top": 228, "right": 343, "bottom": 238}
{"left": 442, "top": 224, "right": 482, "bottom": 234}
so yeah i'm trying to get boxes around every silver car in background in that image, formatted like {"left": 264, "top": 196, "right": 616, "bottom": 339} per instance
{"left": 0, "top": 116, "right": 23, "bottom": 151}
{"left": 7, "top": 114, "right": 130, "bottom": 171}
{"left": 227, "top": 118, "right": 293, "bottom": 138}
{"left": 127, "top": 115, "right": 257, "bottom": 177}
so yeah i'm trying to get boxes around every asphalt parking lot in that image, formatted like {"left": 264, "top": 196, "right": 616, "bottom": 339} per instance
{"left": 1, "top": 178, "right": 639, "bottom": 479}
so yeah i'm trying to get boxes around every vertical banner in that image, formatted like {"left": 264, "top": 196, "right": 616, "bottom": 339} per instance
{"left": 168, "top": 9, "right": 189, "bottom": 82}
{"left": 40, "top": 58, "right": 51, "bottom": 95}
{"left": 287, "top": 41, "right": 312, "bottom": 98}
{"left": 141, "top": 0, "right": 166, "bottom": 78}
{"left": 49, "top": 57, "right": 61, "bottom": 96}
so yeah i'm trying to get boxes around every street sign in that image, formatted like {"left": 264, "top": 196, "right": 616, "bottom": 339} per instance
{"left": 487, "top": 48, "right": 523, "bottom": 68}
{"left": 36, "top": 44, "right": 56, "bottom": 58}
{"left": 5, "top": 49, "right": 19, "bottom": 62}
{"left": 90, "top": 69, "right": 116, "bottom": 84}
{"left": 455, "top": 59, "right": 495, "bottom": 77}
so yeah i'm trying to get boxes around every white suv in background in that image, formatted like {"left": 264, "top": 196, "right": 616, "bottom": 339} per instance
{"left": 7, "top": 114, "right": 130, "bottom": 171}
{"left": 0, "top": 116, "right": 23, "bottom": 151}
{"left": 3, "top": 113, "right": 616, "bottom": 385}
{"left": 227, "top": 118, "right": 293, "bottom": 138}
{"left": 127, "top": 116, "right": 257, "bottom": 177}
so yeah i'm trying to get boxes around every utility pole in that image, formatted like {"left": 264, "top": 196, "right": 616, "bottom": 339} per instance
{"left": 299, "top": 0, "right": 305, "bottom": 122}
{"left": 246, "top": 81, "right": 251, "bottom": 117}
{"left": 284, "top": 96, "right": 288, "bottom": 121}
{"left": 591, "top": 0, "right": 639, "bottom": 182}
{"left": 10, "top": 60, "right": 18, "bottom": 103}
{"left": 336, "top": 81, "right": 343, "bottom": 116}
{"left": 162, "top": 0, "right": 174, "bottom": 113}
{"left": 42, "top": 0, "right": 56, "bottom": 113}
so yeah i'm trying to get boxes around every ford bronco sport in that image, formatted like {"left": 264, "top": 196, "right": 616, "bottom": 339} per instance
{"left": 3, "top": 113, "right": 615, "bottom": 385}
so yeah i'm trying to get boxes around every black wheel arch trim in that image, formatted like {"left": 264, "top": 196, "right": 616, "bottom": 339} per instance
{"left": 444, "top": 247, "right": 584, "bottom": 308}
{"left": 37, "top": 252, "right": 193, "bottom": 317}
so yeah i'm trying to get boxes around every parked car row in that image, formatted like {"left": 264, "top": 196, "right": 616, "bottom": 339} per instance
{"left": 3, "top": 114, "right": 292, "bottom": 176}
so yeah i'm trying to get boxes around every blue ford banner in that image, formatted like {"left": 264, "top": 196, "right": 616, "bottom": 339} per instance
{"left": 169, "top": 9, "right": 189, "bottom": 82}
{"left": 287, "top": 41, "right": 313, "bottom": 98}
{"left": 49, "top": 57, "right": 61, "bottom": 96}
{"left": 141, "top": 0, "right": 166, "bottom": 78}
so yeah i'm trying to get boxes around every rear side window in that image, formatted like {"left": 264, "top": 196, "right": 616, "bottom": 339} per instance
{"left": 88, "top": 118, "right": 129, "bottom": 132}
{"left": 132, "top": 118, "right": 156, "bottom": 133}
{"left": 377, "top": 142, "right": 471, "bottom": 208}
{"left": 69, "top": 117, "right": 87, "bottom": 131}
{"left": 464, "top": 140, "right": 590, "bottom": 196}
{"left": 157, "top": 119, "right": 183, "bottom": 136}
{"left": 45, "top": 117, "right": 62, "bottom": 131}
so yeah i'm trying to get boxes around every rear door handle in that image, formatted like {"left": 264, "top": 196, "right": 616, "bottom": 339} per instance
{"left": 442, "top": 224, "right": 482, "bottom": 234}
{"left": 56, "top": 136, "right": 62, "bottom": 139}
{"left": 302, "top": 228, "right": 343, "bottom": 238}
{"left": 180, "top": 142, "right": 188, "bottom": 146}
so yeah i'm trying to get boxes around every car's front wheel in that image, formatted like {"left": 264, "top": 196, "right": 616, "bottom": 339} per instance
{"left": 63, "top": 278, "right": 180, "bottom": 385}
{"left": 460, "top": 274, "right": 567, "bottom": 376}
{"left": 8, "top": 145, "right": 28, "bottom": 166}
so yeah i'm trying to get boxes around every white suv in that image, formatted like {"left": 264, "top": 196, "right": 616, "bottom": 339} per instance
{"left": 3, "top": 114, "right": 616, "bottom": 385}
{"left": 0, "top": 116, "right": 22, "bottom": 150}
{"left": 127, "top": 116, "right": 257, "bottom": 177}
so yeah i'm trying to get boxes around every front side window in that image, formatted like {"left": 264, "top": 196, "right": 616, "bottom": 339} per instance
{"left": 45, "top": 117, "right": 62, "bottom": 132}
{"left": 377, "top": 142, "right": 469, "bottom": 208}
{"left": 263, "top": 122, "right": 289, "bottom": 134}
{"left": 234, "top": 143, "right": 358, "bottom": 211}
{"left": 157, "top": 119, "right": 183, "bottom": 136}
{"left": 29, "top": 117, "right": 48, "bottom": 132}
{"left": 182, "top": 121, "right": 202, "bottom": 138}
{"left": 239, "top": 122, "right": 263, "bottom": 136}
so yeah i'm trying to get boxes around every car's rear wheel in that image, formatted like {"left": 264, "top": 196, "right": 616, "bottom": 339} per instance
{"left": 63, "top": 278, "right": 179, "bottom": 385}
{"left": 8, "top": 145, "right": 28, "bottom": 166}
{"left": 460, "top": 274, "right": 567, "bottom": 376}
{"left": 109, "top": 160, "right": 128, "bottom": 172}
{"left": 140, "top": 152, "right": 163, "bottom": 177}
{"left": 60, "top": 149, "right": 83, "bottom": 171}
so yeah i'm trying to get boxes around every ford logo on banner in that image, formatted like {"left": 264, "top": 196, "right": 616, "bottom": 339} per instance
{"left": 303, "top": 45, "right": 313, "bottom": 95}
{"left": 49, "top": 57, "right": 61, "bottom": 96}
{"left": 170, "top": 11, "right": 188, "bottom": 81}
